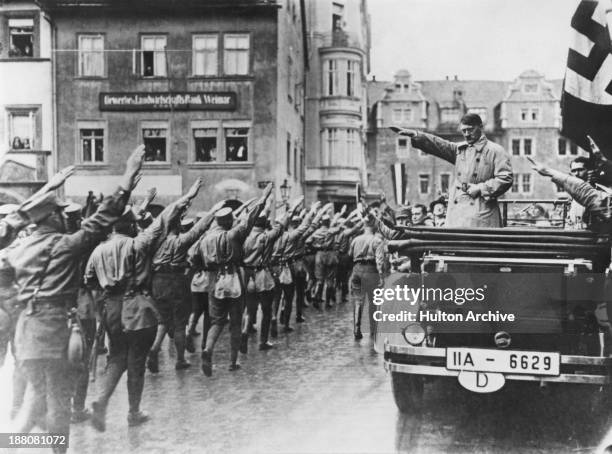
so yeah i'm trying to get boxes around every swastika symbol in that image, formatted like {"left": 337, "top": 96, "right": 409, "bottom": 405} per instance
{"left": 567, "top": 0, "right": 612, "bottom": 95}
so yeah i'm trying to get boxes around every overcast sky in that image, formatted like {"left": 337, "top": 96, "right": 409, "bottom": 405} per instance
{"left": 368, "top": 0, "right": 580, "bottom": 82}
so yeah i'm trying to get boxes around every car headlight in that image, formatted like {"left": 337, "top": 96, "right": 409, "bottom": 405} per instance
{"left": 402, "top": 323, "right": 425, "bottom": 346}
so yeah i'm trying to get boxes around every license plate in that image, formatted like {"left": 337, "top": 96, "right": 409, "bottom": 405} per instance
{"left": 446, "top": 348, "right": 560, "bottom": 376}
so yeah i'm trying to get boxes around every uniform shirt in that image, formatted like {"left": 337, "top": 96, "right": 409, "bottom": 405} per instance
{"left": 349, "top": 231, "right": 384, "bottom": 263}
{"left": 4, "top": 188, "right": 128, "bottom": 304}
{"left": 334, "top": 224, "right": 362, "bottom": 255}
{"left": 243, "top": 223, "right": 283, "bottom": 267}
{"left": 0, "top": 212, "right": 29, "bottom": 250}
{"left": 411, "top": 132, "right": 513, "bottom": 227}
{"left": 85, "top": 199, "right": 183, "bottom": 291}
{"left": 306, "top": 225, "right": 339, "bottom": 251}
{"left": 152, "top": 213, "right": 215, "bottom": 271}
{"left": 372, "top": 215, "right": 405, "bottom": 241}
{"left": 199, "top": 199, "right": 265, "bottom": 268}
{"left": 272, "top": 211, "right": 316, "bottom": 262}
{"left": 5, "top": 188, "right": 129, "bottom": 361}
{"left": 552, "top": 172, "right": 612, "bottom": 232}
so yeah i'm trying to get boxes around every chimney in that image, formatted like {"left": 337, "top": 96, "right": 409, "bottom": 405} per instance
{"left": 445, "top": 75, "right": 449, "bottom": 80}
{"left": 454, "top": 75, "right": 458, "bottom": 81}
{"left": 372, "top": 75, "right": 376, "bottom": 82}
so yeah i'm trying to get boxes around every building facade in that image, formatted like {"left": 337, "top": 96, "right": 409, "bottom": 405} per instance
{"left": 303, "top": 0, "right": 370, "bottom": 209}
{"left": 39, "top": 0, "right": 307, "bottom": 210}
{"left": 0, "top": 0, "right": 54, "bottom": 203}
{"left": 367, "top": 70, "right": 585, "bottom": 209}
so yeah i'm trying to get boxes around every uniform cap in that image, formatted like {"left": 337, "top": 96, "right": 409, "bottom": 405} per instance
{"left": 118, "top": 205, "right": 142, "bottom": 223}
{"left": 19, "top": 192, "right": 69, "bottom": 224}
{"left": 181, "top": 217, "right": 195, "bottom": 228}
{"left": 290, "top": 216, "right": 301, "bottom": 224}
{"left": 64, "top": 202, "right": 83, "bottom": 216}
{"left": 215, "top": 207, "right": 233, "bottom": 223}
{"left": 396, "top": 206, "right": 411, "bottom": 219}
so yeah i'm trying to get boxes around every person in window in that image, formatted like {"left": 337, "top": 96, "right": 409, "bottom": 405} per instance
{"left": 391, "top": 113, "right": 513, "bottom": 228}
{"left": 12, "top": 137, "right": 24, "bottom": 150}
{"left": 22, "top": 139, "right": 30, "bottom": 150}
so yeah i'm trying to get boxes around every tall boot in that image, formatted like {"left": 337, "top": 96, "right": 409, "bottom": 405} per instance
{"left": 354, "top": 303, "right": 363, "bottom": 340}
{"left": 325, "top": 285, "right": 334, "bottom": 309}
{"left": 313, "top": 281, "right": 323, "bottom": 310}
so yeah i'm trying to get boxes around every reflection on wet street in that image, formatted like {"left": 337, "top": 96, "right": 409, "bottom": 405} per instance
{"left": 2, "top": 301, "right": 612, "bottom": 453}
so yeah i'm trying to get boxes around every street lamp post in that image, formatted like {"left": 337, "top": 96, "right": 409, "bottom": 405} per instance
{"left": 279, "top": 178, "right": 291, "bottom": 209}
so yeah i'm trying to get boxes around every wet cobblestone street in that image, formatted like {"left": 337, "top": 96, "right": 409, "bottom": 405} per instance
{"left": 2, "top": 301, "right": 612, "bottom": 453}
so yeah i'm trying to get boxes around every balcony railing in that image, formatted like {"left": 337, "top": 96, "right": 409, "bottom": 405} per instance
{"left": 316, "top": 30, "right": 364, "bottom": 50}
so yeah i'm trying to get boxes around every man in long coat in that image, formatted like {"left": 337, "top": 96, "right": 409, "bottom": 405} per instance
{"left": 392, "top": 113, "right": 513, "bottom": 228}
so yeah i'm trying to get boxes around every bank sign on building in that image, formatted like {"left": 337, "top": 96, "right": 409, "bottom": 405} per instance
{"left": 39, "top": 0, "right": 308, "bottom": 210}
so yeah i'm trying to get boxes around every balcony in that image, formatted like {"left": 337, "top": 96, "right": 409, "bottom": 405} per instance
{"left": 317, "top": 30, "right": 364, "bottom": 51}
{"left": 319, "top": 97, "right": 362, "bottom": 117}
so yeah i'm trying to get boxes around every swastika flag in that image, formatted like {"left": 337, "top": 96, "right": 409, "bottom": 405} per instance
{"left": 390, "top": 163, "right": 407, "bottom": 205}
{"left": 562, "top": 0, "right": 612, "bottom": 157}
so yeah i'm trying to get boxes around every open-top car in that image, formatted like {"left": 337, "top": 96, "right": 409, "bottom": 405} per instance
{"left": 375, "top": 200, "right": 612, "bottom": 413}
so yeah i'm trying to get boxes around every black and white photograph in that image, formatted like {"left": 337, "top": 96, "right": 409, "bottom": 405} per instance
{"left": 2, "top": 0, "right": 612, "bottom": 452}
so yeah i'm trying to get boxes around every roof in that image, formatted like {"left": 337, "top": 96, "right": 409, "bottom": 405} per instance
{"left": 418, "top": 79, "right": 510, "bottom": 113}
{"left": 366, "top": 80, "right": 391, "bottom": 109}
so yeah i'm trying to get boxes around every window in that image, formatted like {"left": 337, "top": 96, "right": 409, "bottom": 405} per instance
{"left": 347, "top": 129, "right": 357, "bottom": 166}
{"left": 524, "top": 138, "right": 532, "bottom": 155}
{"left": 293, "top": 145, "right": 298, "bottom": 179}
{"left": 223, "top": 34, "right": 249, "bottom": 75}
{"left": 326, "top": 60, "right": 339, "bottom": 95}
{"left": 80, "top": 128, "right": 104, "bottom": 163}
{"left": 78, "top": 35, "right": 104, "bottom": 77}
{"left": 520, "top": 107, "right": 540, "bottom": 123}
{"left": 141, "top": 36, "right": 166, "bottom": 77}
{"left": 511, "top": 173, "right": 532, "bottom": 194}
{"left": 511, "top": 178, "right": 519, "bottom": 193}
{"left": 287, "top": 134, "right": 292, "bottom": 175}
{"left": 512, "top": 139, "right": 521, "bottom": 156}
{"left": 440, "top": 108, "right": 460, "bottom": 123}
{"left": 324, "top": 128, "right": 338, "bottom": 166}
{"left": 287, "top": 55, "right": 293, "bottom": 102}
{"left": 511, "top": 138, "right": 535, "bottom": 156}
{"left": 9, "top": 18, "right": 33, "bottom": 57}
{"left": 570, "top": 143, "right": 578, "bottom": 155}
{"left": 392, "top": 107, "right": 413, "bottom": 123}
{"left": 225, "top": 128, "right": 248, "bottom": 161}
{"left": 193, "top": 35, "right": 218, "bottom": 76}
{"left": 332, "top": 2, "right": 344, "bottom": 31}
{"left": 347, "top": 60, "right": 358, "bottom": 96}
{"left": 8, "top": 110, "right": 37, "bottom": 150}
{"left": 193, "top": 128, "right": 217, "bottom": 162}
{"left": 522, "top": 174, "right": 531, "bottom": 193}
{"left": 419, "top": 174, "right": 430, "bottom": 195}
{"left": 468, "top": 107, "right": 487, "bottom": 124}
{"left": 397, "top": 137, "right": 409, "bottom": 159}
{"left": 440, "top": 173, "right": 450, "bottom": 194}
{"left": 142, "top": 127, "right": 167, "bottom": 162}
{"left": 558, "top": 138, "right": 567, "bottom": 155}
